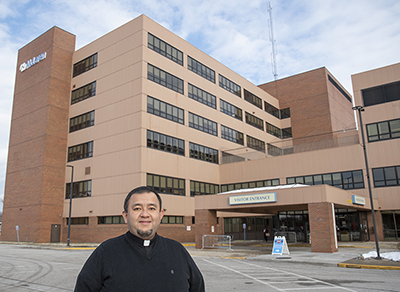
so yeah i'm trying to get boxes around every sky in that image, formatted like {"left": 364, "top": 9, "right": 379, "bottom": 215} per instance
{"left": 0, "top": 0, "right": 399, "bottom": 212}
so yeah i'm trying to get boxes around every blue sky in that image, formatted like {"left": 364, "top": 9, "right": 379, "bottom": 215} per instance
{"left": 0, "top": 0, "right": 399, "bottom": 212}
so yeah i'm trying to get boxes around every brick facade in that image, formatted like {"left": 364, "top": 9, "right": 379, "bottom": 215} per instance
{"left": 1, "top": 27, "right": 75, "bottom": 243}
{"left": 308, "top": 202, "right": 338, "bottom": 253}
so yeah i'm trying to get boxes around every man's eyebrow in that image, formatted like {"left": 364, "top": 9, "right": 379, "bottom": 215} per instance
{"left": 132, "top": 203, "right": 158, "bottom": 207}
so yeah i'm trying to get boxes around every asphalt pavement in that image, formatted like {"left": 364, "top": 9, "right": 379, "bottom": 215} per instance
{"left": 185, "top": 240, "right": 400, "bottom": 270}
{"left": 1, "top": 239, "right": 399, "bottom": 270}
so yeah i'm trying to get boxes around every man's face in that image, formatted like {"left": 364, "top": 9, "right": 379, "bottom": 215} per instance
{"left": 122, "top": 192, "right": 164, "bottom": 240}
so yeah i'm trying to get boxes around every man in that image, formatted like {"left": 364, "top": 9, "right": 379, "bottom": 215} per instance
{"left": 74, "top": 186, "right": 205, "bottom": 292}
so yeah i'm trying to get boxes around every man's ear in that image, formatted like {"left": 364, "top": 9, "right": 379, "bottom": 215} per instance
{"left": 159, "top": 209, "right": 165, "bottom": 220}
{"left": 122, "top": 210, "right": 128, "bottom": 223}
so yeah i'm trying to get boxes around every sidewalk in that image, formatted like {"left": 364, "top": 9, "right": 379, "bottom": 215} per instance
{"left": 186, "top": 240, "right": 400, "bottom": 270}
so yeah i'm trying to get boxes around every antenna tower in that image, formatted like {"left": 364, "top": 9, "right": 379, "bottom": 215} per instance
{"left": 268, "top": 2, "right": 278, "bottom": 80}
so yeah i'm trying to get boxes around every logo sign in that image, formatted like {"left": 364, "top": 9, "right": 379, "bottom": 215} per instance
{"left": 229, "top": 193, "right": 277, "bottom": 205}
{"left": 19, "top": 52, "right": 47, "bottom": 72}
{"left": 352, "top": 195, "right": 366, "bottom": 205}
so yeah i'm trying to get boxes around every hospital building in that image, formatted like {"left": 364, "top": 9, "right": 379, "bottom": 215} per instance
{"left": 1, "top": 14, "right": 399, "bottom": 252}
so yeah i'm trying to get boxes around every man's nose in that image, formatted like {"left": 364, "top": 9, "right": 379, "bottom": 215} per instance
{"left": 140, "top": 209, "right": 150, "bottom": 217}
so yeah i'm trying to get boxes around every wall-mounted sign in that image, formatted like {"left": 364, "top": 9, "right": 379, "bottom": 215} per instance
{"left": 352, "top": 195, "right": 366, "bottom": 206}
{"left": 19, "top": 52, "right": 47, "bottom": 72}
{"left": 229, "top": 192, "right": 277, "bottom": 205}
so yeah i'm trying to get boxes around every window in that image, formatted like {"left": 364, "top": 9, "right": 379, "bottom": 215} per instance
{"left": 245, "top": 112, "right": 264, "bottom": 130}
{"left": 189, "top": 112, "right": 217, "bottom": 136}
{"left": 190, "top": 180, "right": 219, "bottom": 197}
{"left": 147, "top": 96, "right": 184, "bottom": 124}
{"left": 65, "top": 180, "right": 92, "bottom": 199}
{"left": 147, "top": 64, "right": 184, "bottom": 94}
{"left": 220, "top": 99, "right": 242, "bottom": 120}
{"left": 286, "top": 170, "right": 364, "bottom": 189}
{"left": 70, "top": 111, "right": 95, "bottom": 133}
{"left": 221, "top": 179, "right": 279, "bottom": 193}
{"left": 267, "top": 143, "right": 282, "bottom": 156}
{"left": 161, "top": 216, "right": 183, "bottom": 224}
{"left": 221, "top": 125, "right": 244, "bottom": 145}
{"left": 187, "top": 56, "right": 215, "bottom": 83}
{"left": 265, "top": 102, "right": 280, "bottom": 118}
{"left": 67, "top": 217, "right": 88, "bottom": 225}
{"left": 68, "top": 141, "right": 93, "bottom": 162}
{"left": 282, "top": 127, "right": 292, "bottom": 139}
{"left": 219, "top": 74, "right": 241, "bottom": 97}
{"left": 373, "top": 166, "right": 400, "bottom": 187}
{"left": 264, "top": 101, "right": 290, "bottom": 119}
{"left": 147, "top": 130, "right": 184, "bottom": 156}
{"left": 266, "top": 122, "right": 281, "bottom": 138}
{"left": 71, "top": 81, "right": 96, "bottom": 104}
{"left": 188, "top": 84, "right": 216, "bottom": 109}
{"left": 98, "top": 216, "right": 125, "bottom": 224}
{"left": 247, "top": 135, "right": 265, "bottom": 152}
{"left": 362, "top": 81, "right": 400, "bottom": 107}
{"left": 280, "top": 108, "right": 291, "bottom": 119}
{"left": 147, "top": 173, "right": 185, "bottom": 196}
{"left": 366, "top": 118, "right": 400, "bottom": 142}
{"left": 73, "top": 53, "right": 97, "bottom": 77}
{"left": 328, "top": 75, "right": 352, "bottom": 102}
{"left": 148, "top": 33, "right": 183, "bottom": 65}
{"left": 244, "top": 89, "right": 262, "bottom": 109}
{"left": 189, "top": 142, "right": 218, "bottom": 164}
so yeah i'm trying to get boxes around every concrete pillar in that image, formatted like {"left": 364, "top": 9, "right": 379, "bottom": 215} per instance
{"left": 308, "top": 202, "right": 338, "bottom": 253}
{"left": 195, "top": 209, "right": 217, "bottom": 249}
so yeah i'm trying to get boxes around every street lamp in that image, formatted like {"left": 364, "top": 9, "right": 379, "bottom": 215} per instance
{"left": 352, "top": 106, "right": 381, "bottom": 259}
{"left": 66, "top": 165, "right": 74, "bottom": 247}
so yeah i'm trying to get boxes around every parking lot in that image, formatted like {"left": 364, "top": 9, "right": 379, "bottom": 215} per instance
{"left": 0, "top": 242, "right": 399, "bottom": 291}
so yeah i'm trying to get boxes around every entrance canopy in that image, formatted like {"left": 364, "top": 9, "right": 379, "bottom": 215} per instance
{"left": 195, "top": 184, "right": 376, "bottom": 252}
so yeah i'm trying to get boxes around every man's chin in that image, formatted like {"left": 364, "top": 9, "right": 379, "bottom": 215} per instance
{"left": 137, "top": 229, "right": 154, "bottom": 239}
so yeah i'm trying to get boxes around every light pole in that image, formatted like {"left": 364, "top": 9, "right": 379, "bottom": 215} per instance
{"left": 66, "top": 165, "right": 74, "bottom": 247}
{"left": 352, "top": 106, "right": 381, "bottom": 259}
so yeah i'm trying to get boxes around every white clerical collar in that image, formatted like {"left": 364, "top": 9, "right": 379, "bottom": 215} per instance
{"left": 144, "top": 240, "right": 150, "bottom": 247}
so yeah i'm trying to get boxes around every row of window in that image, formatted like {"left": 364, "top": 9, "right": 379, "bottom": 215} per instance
{"left": 189, "top": 142, "right": 219, "bottom": 164}
{"left": 148, "top": 64, "right": 184, "bottom": 94}
{"left": 71, "top": 81, "right": 96, "bottom": 105}
{"left": 147, "top": 130, "right": 185, "bottom": 156}
{"left": 147, "top": 97, "right": 287, "bottom": 153}
{"left": 148, "top": 33, "right": 183, "bottom": 65}
{"left": 69, "top": 215, "right": 184, "bottom": 225}
{"left": 65, "top": 163, "right": 400, "bottom": 201}
{"left": 373, "top": 165, "right": 400, "bottom": 187}
{"left": 68, "top": 141, "right": 93, "bottom": 162}
{"left": 221, "top": 179, "right": 280, "bottom": 193}
{"left": 362, "top": 80, "right": 400, "bottom": 107}
{"left": 264, "top": 101, "right": 290, "bottom": 120}
{"left": 367, "top": 118, "right": 400, "bottom": 142}
{"left": 187, "top": 56, "right": 215, "bottom": 83}
{"left": 147, "top": 96, "right": 184, "bottom": 124}
{"left": 286, "top": 170, "right": 364, "bottom": 190}
{"left": 70, "top": 111, "right": 95, "bottom": 133}
{"left": 188, "top": 83, "right": 216, "bottom": 109}
{"left": 73, "top": 53, "right": 97, "bottom": 77}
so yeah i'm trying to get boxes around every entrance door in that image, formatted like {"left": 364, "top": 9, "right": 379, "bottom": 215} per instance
{"left": 50, "top": 224, "right": 61, "bottom": 243}
{"left": 360, "top": 212, "right": 369, "bottom": 241}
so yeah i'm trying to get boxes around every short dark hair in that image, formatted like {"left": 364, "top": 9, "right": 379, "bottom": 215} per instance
{"left": 123, "top": 186, "right": 162, "bottom": 212}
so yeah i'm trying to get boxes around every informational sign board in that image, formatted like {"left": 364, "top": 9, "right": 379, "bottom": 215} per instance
{"left": 272, "top": 236, "right": 290, "bottom": 255}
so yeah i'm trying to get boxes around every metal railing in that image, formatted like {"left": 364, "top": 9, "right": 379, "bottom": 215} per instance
{"left": 202, "top": 235, "right": 233, "bottom": 251}
{"left": 274, "top": 231, "right": 297, "bottom": 243}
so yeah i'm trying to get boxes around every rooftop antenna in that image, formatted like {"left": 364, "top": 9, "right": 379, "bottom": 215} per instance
{"left": 268, "top": 2, "right": 278, "bottom": 81}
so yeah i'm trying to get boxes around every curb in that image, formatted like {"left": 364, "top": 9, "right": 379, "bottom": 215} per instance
{"left": 337, "top": 262, "right": 400, "bottom": 270}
